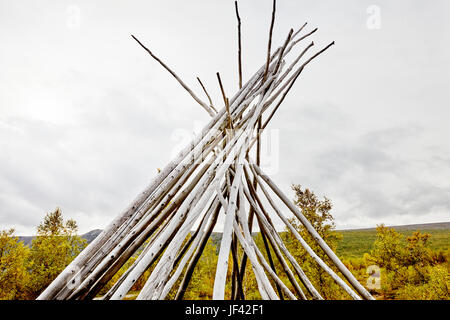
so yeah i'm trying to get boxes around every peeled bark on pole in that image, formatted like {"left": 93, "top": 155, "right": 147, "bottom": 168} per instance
{"left": 235, "top": 1, "right": 243, "bottom": 89}
{"left": 234, "top": 185, "right": 278, "bottom": 299}
{"left": 158, "top": 198, "right": 219, "bottom": 299}
{"left": 56, "top": 49, "right": 288, "bottom": 300}
{"left": 61, "top": 140, "right": 223, "bottom": 299}
{"left": 40, "top": 88, "right": 240, "bottom": 299}
{"left": 111, "top": 163, "right": 219, "bottom": 300}
{"left": 131, "top": 35, "right": 216, "bottom": 117}
{"left": 212, "top": 67, "right": 283, "bottom": 299}
{"left": 241, "top": 170, "right": 319, "bottom": 299}
{"left": 174, "top": 197, "right": 222, "bottom": 300}
{"left": 135, "top": 103, "right": 276, "bottom": 299}
{"left": 251, "top": 163, "right": 374, "bottom": 300}
{"left": 243, "top": 167, "right": 308, "bottom": 299}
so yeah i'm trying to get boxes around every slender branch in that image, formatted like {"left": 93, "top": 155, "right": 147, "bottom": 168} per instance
{"left": 197, "top": 77, "right": 218, "bottom": 113}
{"left": 217, "top": 72, "right": 234, "bottom": 129}
{"left": 263, "top": 0, "right": 277, "bottom": 82}
{"left": 243, "top": 169, "right": 284, "bottom": 299}
{"left": 273, "top": 28, "right": 293, "bottom": 76}
{"left": 243, "top": 166, "right": 310, "bottom": 299}
{"left": 263, "top": 41, "right": 334, "bottom": 129}
{"left": 235, "top": 1, "right": 243, "bottom": 89}
{"left": 175, "top": 197, "right": 221, "bottom": 300}
{"left": 263, "top": 65, "right": 303, "bottom": 128}
{"left": 292, "top": 22, "right": 307, "bottom": 39}
{"left": 294, "top": 27, "right": 318, "bottom": 45}
{"left": 251, "top": 162, "right": 374, "bottom": 300}
{"left": 131, "top": 35, "right": 216, "bottom": 117}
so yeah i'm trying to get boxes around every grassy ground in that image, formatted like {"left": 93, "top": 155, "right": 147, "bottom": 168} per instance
{"left": 211, "top": 223, "right": 450, "bottom": 260}
{"left": 336, "top": 223, "right": 450, "bottom": 259}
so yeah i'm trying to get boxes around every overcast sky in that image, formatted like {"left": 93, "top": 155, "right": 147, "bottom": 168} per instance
{"left": 1, "top": 0, "right": 449, "bottom": 235}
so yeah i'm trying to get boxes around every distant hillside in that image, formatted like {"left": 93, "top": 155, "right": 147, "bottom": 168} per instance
{"left": 81, "top": 229, "right": 102, "bottom": 243}
{"left": 339, "top": 221, "right": 450, "bottom": 232}
{"left": 337, "top": 222, "right": 450, "bottom": 259}
{"left": 18, "top": 229, "right": 102, "bottom": 247}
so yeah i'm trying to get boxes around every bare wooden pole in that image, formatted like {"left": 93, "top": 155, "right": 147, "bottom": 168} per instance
{"left": 44, "top": 72, "right": 268, "bottom": 299}
{"left": 251, "top": 163, "right": 374, "bottom": 300}
{"left": 251, "top": 236, "right": 297, "bottom": 300}
{"left": 159, "top": 198, "right": 219, "bottom": 300}
{"left": 175, "top": 200, "right": 221, "bottom": 300}
{"left": 197, "top": 76, "right": 218, "bottom": 113}
{"left": 69, "top": 158, "right": 208, "bottom": 297}
{"left": 241, "top": 168, "right": 316, "bottom": 300}
{"left": 234, "top": 185, "right": 278, "bottom": 299}
{"left": 230, "top": 233, "right": 239, "bottom": 300}
{"left": 272, "top": 29, "right": 293, "bottom": 77}
{"left": 292, "top": 22, "right": 308, "bottom": 39}
{"left": 61, "top": 131, "right": 229, "bottom": 299}
{"left": 212, "top": 67, "right": 283, "bottom": 299}
{"left": 216, "top": 72, "right": 234, "bottom": 130}
{"left": 131, "top": 35, "right": 216, "bottom": 117}
{"left": 263, "top": 0, "right": 277, "bottom": 82}
{"left": 274, "top": 41, "right": 314, "bottom": 88}
{"left": 172, "top": 204, "right": 212, "bottom": 267}
{"left": 136, "top": 84, "right": 282, "bottom": 299}
{"left": 235, "top": 191, "right": 295, "bottom": 300}
{"left": 239, "top": 4, "right": 293, "bottom": 289}
{"left": 247, "top": 166, "right": 354, "bottom": 298}
{"left": 247, "top": 41, "right": 335, "bottom": 151}
{"left": 235, "top": 1, "right": 243, "bottom": 89}
{"left": 243, "top": 167, "right": 291, "bottom": 299}
{"left": 102, "top": 210, "right": 175, "bottom": 300}
{"left": 293, "top": 27, "right": 318, "bottom": 46}
{"left": 246, "top": 27, "right": 293, "bottom": 293}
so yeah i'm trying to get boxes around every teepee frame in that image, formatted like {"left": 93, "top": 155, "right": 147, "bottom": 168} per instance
{"left": 37, "top": 1, "right": 374, "bottom": 300}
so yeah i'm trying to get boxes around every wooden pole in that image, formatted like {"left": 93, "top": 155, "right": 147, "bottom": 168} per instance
{"left": 235, "top": 1, "right": 243, "bottom": 89}
{"left": 131, "top": 35, "right": 216, "bottom": 117}
{"left": 251, "top": 163, "right": 374, "bottom": 300}
{"left": 263, "top": 0, "right": 276, "bottom": 82}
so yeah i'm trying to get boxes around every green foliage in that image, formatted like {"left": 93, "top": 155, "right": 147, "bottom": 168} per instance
{"left": 367, "top": 224, "right": 405, "bottom": 271}
{"left": 282, "top": 185, "right": 347, "bottom": 300}
{"left": 396, "top": 265, "right": 449, "bottom": 300}
{"left": 337, "top": 227, "right": 450, "bottom": 260}
{"left": 27, "top": 208, "right": 87, "bottom": 298}
{"left": 0, "top": 208, "right": 87, "bottom": 299}
{"left": 0, "top": 229, "right": 30, "bottom": 299}
{"left": 404, "top": 231, "right": 433, "bottom": 267}
{"left": 362, "top": 225, "right": 449, "bottom": 299}
{"left": 183, "top": 239, "right": 218, "bottom": 299}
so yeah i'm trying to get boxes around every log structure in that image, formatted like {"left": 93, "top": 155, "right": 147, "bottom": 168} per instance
{"left": 37, "top": 1, "right": 374, "bottom": 300}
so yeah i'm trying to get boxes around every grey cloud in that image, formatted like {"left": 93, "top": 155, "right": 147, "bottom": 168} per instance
{"left": 1, "top": 0, "right": 449, "bottom": 234}
{"left": 0, "top": 85, "right": 182, "bottom": 233}
{"left": 300, "top": 123, "right": 449, "bottom": 225}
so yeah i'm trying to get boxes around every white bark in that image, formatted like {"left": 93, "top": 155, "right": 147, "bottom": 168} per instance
{"left": 251, "top": 163, "right": 374, "bottom": 300}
